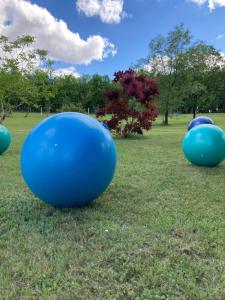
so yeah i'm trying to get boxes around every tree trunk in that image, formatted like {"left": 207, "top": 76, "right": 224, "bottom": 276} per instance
{"left": 24, "top": 106, "right": 31, "bottom": 117}
{"left": 0, "top": 111, "right": 9, "bottom": 124}
{"left": 192, "top": 102, "right": 197, "bottom": 119}
{"left": 0, "top": 98, "right": 4, "bottom": 115}
{"left": 0, "top": 98, "right": 4, "bottom": 123}
{"left": 0, "top": 114, "right": 5, "bottom": 124}
{"left": 46, "top": 106, "right": 51, "bottom": 117}
{"left": 163, "top": 110, "right": 169, "bottom": 125}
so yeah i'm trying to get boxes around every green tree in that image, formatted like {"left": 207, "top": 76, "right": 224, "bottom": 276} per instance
{"left": 28, "top": 70, "right": 55, "bottom": 115}
{"left": 209, "top": 66, "right": 225, "bottom": 112}
{"left": 0, "top": 35, "right": 50, "bottom": 121}
{"left": 181, "top": 43, "right": 224, "bottom": 118}
{"left": 85, "top": 74, "right": 112, "bottom": 112}
{"left": 52, "top": 75, "right": 83, "bottom": 112}
{"left": 139, "top": 25, "right": 192, "bottom": 125}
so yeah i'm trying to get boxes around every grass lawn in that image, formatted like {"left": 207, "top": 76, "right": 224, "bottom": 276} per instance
{"left": 1, "top": 112, "right": 225, "bottom": 299}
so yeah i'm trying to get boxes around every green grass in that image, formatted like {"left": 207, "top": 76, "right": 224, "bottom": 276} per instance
{"left": 1, "top": 113, "right": 225, "bottom": 299}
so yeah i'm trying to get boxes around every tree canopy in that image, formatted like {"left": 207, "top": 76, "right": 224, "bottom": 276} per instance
{"left": 138, "top": 25, "right": 225, "bottom": 124}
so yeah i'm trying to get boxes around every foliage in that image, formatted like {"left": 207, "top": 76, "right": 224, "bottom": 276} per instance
{"left": 0, "top": 34, "right": 114, "bottom": 121}
{"left": 61, "top": 102, "right": 85, "bottom": 113}
{"left": 0, "top": 35, "right": 50, "bottom": 121}
{"left": 85, "top": 74, "right": 112, "bottom": 112}
{"left": 1, "top": 31, "right": 225, "bottom": 124}
{"left": 96, "top": 69, "right": 159, "bottom": 137}
{"left": 51, "top": 74, "right": 112, "bottom": 114}
{"left": 139, "top": 25, "right": 192, "bottom": 125}
{"left": 179, "top": 43, "right": 224, "bottom": 118}
{"left": 138, "top": 25, "right": 225, "bottom": 123}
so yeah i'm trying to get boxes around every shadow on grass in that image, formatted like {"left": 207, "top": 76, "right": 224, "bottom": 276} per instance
{"left": 5, "top": 188, "right": 118, "bottom": 225}
{"left": 182, "top": 162, "right": 225, "bottom": 175}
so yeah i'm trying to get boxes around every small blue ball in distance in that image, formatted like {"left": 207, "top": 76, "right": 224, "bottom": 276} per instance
{"left": 182, "top": 124, "right": 225, "bottom": 167}
{"left": 21, "top": 112, "right": 117, "bottom": 207}
{"left": 188, "top": 116, "right": 214, "bottom": 131}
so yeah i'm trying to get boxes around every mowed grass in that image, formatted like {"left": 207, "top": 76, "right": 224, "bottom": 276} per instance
{"left": 1, "top": 113, "right": 225, "bottom": 299}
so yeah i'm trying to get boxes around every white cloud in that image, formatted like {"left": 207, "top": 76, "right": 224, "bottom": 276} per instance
{"left": 216, "top": 34, "right": 225, "bottom": 40}
{"left": 0, "top": 0, "right": 116, "bottom": 65}
{"left": 191, "top": 0, "right": 225, "bottom": 10}
{"left": 76, "top": 0, "right": 126, "bottom": 23}
{"left": 54, "top": 66, "right": 80, "bottom": 77}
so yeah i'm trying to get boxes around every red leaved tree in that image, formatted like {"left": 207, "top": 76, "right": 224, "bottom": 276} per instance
{"left": 96, "top": 69, "right": 159, "bottom": 137}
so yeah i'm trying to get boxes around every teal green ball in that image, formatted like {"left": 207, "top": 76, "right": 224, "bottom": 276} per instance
{"left": 182, "top": 124, "right": 225, "bottom": 167}
{"left": 0, "top": 124, "right": 11, "bottom": 155}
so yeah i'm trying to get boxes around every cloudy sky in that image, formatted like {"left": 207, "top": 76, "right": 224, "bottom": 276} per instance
{"left": 0, "top": 0, "right": 225, "bottom": 77}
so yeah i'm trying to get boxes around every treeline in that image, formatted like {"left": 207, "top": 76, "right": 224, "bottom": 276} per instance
{"left": 1, "top": 26, "right": 225, "bottom": 125}
{"left": 1, "top": 71, "right": 113, "bottom": 114}
{"left": 0, "top": 35, "right": 113, "bottom": 120}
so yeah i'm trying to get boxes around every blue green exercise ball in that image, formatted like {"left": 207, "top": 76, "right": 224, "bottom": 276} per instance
{"left": 21, "top": 112, "right": 117, "bottom": 207}
{"left": 188, "top": 116, "right": 214, "bottom": 131}
{"left": 0, "top": 124, "right": 11, "bottom": 155}
{"left": 182, "top": 124, "right": 225, "bottom": 167}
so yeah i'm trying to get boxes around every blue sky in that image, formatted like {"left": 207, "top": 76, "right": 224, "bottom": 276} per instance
{"left": 1, "top": 0, "right": 225, "bottom": 77}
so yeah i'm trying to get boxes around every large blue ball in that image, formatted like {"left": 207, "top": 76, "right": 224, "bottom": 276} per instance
{"left": 188, "top": 116, "right": 214, "bottom": 131}
{"left": 102, "top": 122, "right": 109, "bottom": 130}
{"left": 182, "top": 124, "right": 225, "bottom": 167}
{"left": 21, "top": 112, "right": 117, "bottom": 207}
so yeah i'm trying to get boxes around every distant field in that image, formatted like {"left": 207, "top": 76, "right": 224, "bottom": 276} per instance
{"left": 0, "top": 112, "right": 225, "bottom": 299}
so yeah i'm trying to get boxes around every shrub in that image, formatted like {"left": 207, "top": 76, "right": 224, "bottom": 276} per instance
{"left": 96, "top": 69, "right": 159, "bottom": 137}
